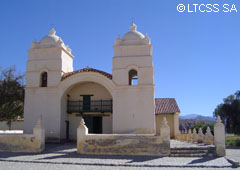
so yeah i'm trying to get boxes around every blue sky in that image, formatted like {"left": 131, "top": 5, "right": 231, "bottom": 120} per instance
{"left": 0, "top": 0, "right": 240, "bottom": 117}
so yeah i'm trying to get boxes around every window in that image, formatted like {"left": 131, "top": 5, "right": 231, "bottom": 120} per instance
{"left": 40, "top": 72, "right": 48, "bottom": 87}
{"left": 129, "top": 69, "right": 138, "bottom": 86}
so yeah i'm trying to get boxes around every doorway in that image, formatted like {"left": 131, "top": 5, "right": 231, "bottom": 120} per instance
{"left": 84, "top": 116, "right": 102, "bottom": 134}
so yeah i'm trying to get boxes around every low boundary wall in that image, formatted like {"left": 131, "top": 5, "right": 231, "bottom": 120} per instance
{"left": 0, "top": 118, "right": 45, "bottom": 153}
{"left": 0, "top": 120, "right": 23, "bottom": 130}
{"left": 77, "top": 117, "right": 170, "bottom": 156}
{"left": 176, "top": 116, "right": 226, "bottom": 157}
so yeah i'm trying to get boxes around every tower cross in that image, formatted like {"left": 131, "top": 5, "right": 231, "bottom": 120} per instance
{"left": 130, "top": 17, "right": 134, "bottom": 24}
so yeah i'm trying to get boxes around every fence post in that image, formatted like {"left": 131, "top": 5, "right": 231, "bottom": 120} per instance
{"left": 192, "top": 128, "right": 198, "bottom": 143}
{"left": 214, "top": 116, "right": 226, "bottom": 156}
{"left": 187, "top": 129, "right": 192, "bottom": 142}
{"left": 198, "top": 128, "right": 204, "bottom": 143}
{"left": 204, "top": 126, "right": 213, "bottom": 145}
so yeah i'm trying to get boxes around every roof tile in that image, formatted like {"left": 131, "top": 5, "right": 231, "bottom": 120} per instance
{"left": 61, "top": 67, "right": 112, "bottom": 81}
{"left": 155, "top": 98, "right": 180, "bottom": 114}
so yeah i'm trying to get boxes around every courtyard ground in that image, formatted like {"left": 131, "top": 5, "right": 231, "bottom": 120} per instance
{"left": 0, "top": 140, "right": 239, "bottom": 169}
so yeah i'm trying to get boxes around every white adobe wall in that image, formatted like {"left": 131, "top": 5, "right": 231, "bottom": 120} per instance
{"left": 24, "top": 88, "right": 60, "bottom": 140}
{"left": 67, "top": 82, "right": 112, "bottom": 100}
{"left": 113, "top": 86, "right": 155, "bottom": 134}
{"left": 0, "top": 121, "right": 23, "bottom": 130}
{"left": 102, "top": 115, "right": 112, "bottom": 134}
{"left": 112, "top": 56, "right": 154, "bottom": 85}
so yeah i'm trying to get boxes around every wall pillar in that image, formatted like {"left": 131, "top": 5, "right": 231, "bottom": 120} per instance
{"left": 77, "top": 117, "right": 88, "bottom": 153}
{"left": 214, "top": 116, "right": 226, "bottom": 156}
{"left": 160, "top": 117, "right": 170, "bottom": 141}
{"left": 33, "top": 116, "right": 45, "bottom": 152}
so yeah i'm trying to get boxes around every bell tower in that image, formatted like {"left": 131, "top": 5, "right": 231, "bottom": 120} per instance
{"left": 24, "top": 28, "right": 74, "bottom": 137}
{"left": 26, "top": 28, "right": 73, "bottom": 88}
{"left": 112, "top": 24, "right": 155, "bottom": 134}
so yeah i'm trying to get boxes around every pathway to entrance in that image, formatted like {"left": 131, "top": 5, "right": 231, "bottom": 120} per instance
{"left": 0, "top": 140, "right": 237, "bottom": 168}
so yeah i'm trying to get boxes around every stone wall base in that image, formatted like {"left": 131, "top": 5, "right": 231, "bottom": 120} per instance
{"left": 77, "top": 134, "right": 170, "bottom": 156}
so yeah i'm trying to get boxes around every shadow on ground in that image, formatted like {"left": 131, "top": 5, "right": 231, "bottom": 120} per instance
{"left": 188, "top": 157, "right": 218, "bottom": 165}
{"left": 39, "top": 142, "right": 161, "bottom": 163}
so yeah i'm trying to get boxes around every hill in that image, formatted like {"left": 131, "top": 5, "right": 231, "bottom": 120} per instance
{"left": 179, "top": 114, "right": 215, "bottom": 122}
{"left": 179, "top": 118, "right": 215, "bottom": 131}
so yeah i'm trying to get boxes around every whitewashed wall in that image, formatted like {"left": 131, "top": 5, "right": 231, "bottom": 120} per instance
{"left": 0, "top": 121, "right": 23, "bottom": 130}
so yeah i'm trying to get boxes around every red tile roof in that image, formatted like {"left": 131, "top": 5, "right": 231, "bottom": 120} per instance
{"left": 61, "top": 67, "right": 112, "bottom": 81}
{"left": 155, "top": 98, "right": 180, "bottom": 114}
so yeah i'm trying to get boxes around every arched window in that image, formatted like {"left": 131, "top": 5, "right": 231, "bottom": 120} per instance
{"left": 129, "top": 69, "right": 138, "bottom": 86}
{"left": 40, "top": 72, "right": 48, "bottom": 87}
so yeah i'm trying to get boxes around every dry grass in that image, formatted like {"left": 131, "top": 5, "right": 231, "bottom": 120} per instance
{"left": 226, "top": 134, "right": 240, "bottom": 140}
{"left": 226, "top": 134, "right": 240, "bottom": 146}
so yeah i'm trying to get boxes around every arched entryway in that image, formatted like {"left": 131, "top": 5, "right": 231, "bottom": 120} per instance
{"left": 59, "top": 71, "right": 115, "bottom": 141}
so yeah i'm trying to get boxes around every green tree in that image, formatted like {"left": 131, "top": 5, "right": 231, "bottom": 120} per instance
{"left": 0, "top": 66, "right": 24, "bottom": 130}
{"left": 214, "top": 90, "right": 240, "bottom": 134}
{"left": 190, "top": 121, "right": 214, "bottom": 135}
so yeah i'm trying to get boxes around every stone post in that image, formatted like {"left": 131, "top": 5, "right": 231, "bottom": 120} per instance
{"left": 192, "top": 128, "right": 198, "bottom": 143}
{"left": 214, "top": 116, "right": 226, "bottom": 156}
{"left": 204, "top": 126, "right": 213, "bottom": 145}
{"left": 197, "top": 128, "right": 204, "bottom": 143}
{"left": 181, "top": 130, "right": 185, "bottom": 141}
{"left": 175, "top": 131, "right": 181, "bottom": 141}
{"left": 77, "top": 117, "right": 88, "bottom": 153}
{"left": 160, "top": 117, "right": 170, "bottom": 141}
{"left": 184, "top": 129, "right": 188, "bottom": 141}
{"left": 187, "top": 129, "right": 192, "bottom": 142}
{"left": 33, "top": 116, "right": 45, "bottom": 152}
{"left": 178, "top": 130, "right": 183, "bottom": 141}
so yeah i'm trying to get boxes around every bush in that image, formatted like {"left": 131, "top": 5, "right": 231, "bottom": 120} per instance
{"left": 236, "top": 140, "right": 240, "bottom": 146}
{"left": 226, "top": 135, "right": 240, "bottom": 146}
{"left": 226, "top": 140, "right": 240, "bottom": 147}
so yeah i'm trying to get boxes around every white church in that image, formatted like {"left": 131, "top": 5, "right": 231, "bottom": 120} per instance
{"left": 24, "top": 24, "right": 180, "bottom": 142}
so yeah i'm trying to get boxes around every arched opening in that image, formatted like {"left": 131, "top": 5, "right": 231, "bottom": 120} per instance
{"left": 129, "top": 69, "right": 138, "bottom": 86}
{"left": 61, "top": 81, "right": 113, "bottom": 140}
{"left": 40, "top": 72, "right": 48, "bottom": 87}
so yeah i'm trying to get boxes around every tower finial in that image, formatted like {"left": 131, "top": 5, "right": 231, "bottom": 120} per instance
{"left": 130, "top": 23, "right": 137, "bottom": 31}
{"left": 49, "top": 28, "right": 56, "bottom": 35}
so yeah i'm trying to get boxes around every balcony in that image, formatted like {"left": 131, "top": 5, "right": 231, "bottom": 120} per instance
{"left": 67, "top": 100, "right": 112, "bottom": 113}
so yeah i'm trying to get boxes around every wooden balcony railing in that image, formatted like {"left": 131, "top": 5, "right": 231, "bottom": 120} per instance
{"left": 67, "top": 100, "right": 112, "bottom": 113}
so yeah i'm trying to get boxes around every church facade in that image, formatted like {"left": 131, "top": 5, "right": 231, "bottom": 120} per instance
{"left": 24, "top": 24, "right": 180, "bottom": 141}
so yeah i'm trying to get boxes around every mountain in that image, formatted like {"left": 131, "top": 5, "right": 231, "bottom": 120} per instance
{"left": 179, "top": 114, "right": 215, "bottom": 122}
{"left": 179, "top": 118, "right": 215, "bottom": 131}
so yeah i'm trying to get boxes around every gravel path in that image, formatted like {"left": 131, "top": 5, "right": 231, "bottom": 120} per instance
{"left": 0, "top": 161, "right": 237, "bottom": 170}
{"left": 0, "top": 142, "right": 233, "bottom": 168}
